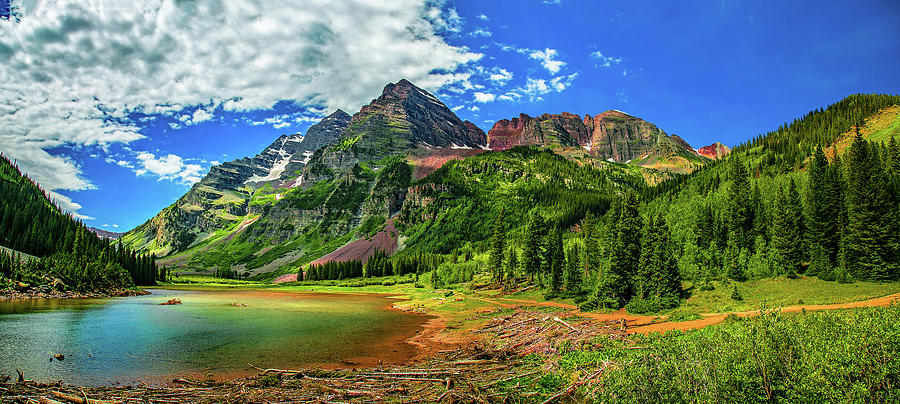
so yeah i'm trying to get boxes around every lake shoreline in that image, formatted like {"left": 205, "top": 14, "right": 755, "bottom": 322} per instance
{"left": 0, "top": 287, "right": 149, "bottom": 301}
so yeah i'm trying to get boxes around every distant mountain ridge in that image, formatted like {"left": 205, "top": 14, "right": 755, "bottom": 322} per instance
{"left": 488, "top": 110, "right": 709, "bottom": 172}
{"left": 88, "top": 227, "right": 124, "bottom": 240}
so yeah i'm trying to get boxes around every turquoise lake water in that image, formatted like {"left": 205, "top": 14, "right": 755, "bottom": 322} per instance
{"left": 0, "top": 288, "right": 427, "bottom": 385}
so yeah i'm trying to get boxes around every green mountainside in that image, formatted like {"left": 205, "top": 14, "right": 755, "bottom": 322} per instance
{"left": 632, "top": 94, "right": 900, "bottom": 297}
{"left": 119, "top": 80, "right": 899, "bottom": 300}
{"left": 0, "top": 155, "right": 159, "bottom": 292}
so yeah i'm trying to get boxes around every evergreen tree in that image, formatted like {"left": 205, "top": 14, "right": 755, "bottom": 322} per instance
{"left": 595, "top": 192, "right": 642, "bottom": 307}
{"left": 806, "top": 146, "right": 844, "bottom": 268}
{"left": 842, "top": 132, "right": 898, "bottom": 281}
{"left": 488, "top": 210, "right": 506, "bottom": 283}
{"left": 522, "top": 213, "right": 546, "bottom": 284}
{"left": 547, "top": 229, "right": 564, "bottom": 293}
{"left": 504, "top": 246, "right": 519, "bottom": 289}
{"left": 638, "top": 214, "right": 682, "bottom": 300}
{"left": 581, "top": 211, "right": 599, "bottom": 280}
{"left": 725, "top": 154, "right": 753, "bottom": 251}
{"left": 565, "top": 243, "right": 582, "bottom": 293}
{"left": 771, "top": 180, "right": 803, "bottom": 277}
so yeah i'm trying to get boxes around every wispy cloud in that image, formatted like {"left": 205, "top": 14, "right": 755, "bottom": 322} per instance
{"left": 590, "top": 51, "right": 623, "bottom": 68}
{"left": 497, "top": 43, "right": 567, "bottom": 74}
{"left": 470, "top": 27, "right": 492, "bottom": 37}
{"left": 516, "top": 73, "right": 578, "bottom": 101}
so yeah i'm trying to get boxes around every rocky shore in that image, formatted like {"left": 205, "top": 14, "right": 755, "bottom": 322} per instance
{"left": 0, "top": 287, "right": 149, "bottom": 300}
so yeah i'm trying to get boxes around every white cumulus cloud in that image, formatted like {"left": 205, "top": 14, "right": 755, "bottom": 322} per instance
{"left": 134, "top": 152, "right": 204, "bottom": 185}
{"left": 529, "top": 48, "right": 566, "bottom": 74}
{"left": 0, "top": 0, "right": 484, "bottom": 218}
{"left": 473, "top": 92, "right": 496, "bottom": 103}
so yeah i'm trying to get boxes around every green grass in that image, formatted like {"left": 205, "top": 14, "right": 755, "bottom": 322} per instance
{"left": 677, "top": 276, "right": 900, "bottom": 314}
{"left": 564, "top": 305, "right": 900, "bottom": 403}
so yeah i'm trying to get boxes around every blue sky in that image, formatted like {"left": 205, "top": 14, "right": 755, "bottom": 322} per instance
{"left": 1, "top": 0, "right": 898, "bottom": 231}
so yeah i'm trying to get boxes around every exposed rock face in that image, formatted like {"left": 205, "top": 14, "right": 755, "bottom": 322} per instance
{"left": 366, "top": 79, "right": 487, "bottom": 148}
{"left": 488, "top": 112, "right": 590, "bottom": 150}
{"left": 88, "top": 227, "right": 123, "bottom": 240}
{"left": 488, "top": 110, "right": 704, "bottom": 164}
{"left": 123, "top": 109, "right": 351, "bottom": 255}
{"left": 301, "top": 79, "right": 486, "bottom": 183}
{"left": 696, "top": 142, "right": 732, "bottom": 159}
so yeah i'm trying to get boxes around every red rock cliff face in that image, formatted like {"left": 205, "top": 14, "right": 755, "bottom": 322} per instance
{"left": 488, "top": 114, "right": 532, "bottom": 150}
{"left": 696, "top": 142, "right": 731, "bottom": 159}
{"left": 488, "top": 109, "right": 700, "bottom": 163}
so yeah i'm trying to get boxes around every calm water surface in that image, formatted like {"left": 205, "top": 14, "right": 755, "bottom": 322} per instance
{"left": 0, "top": 288, "right": 427, "bottom": 385}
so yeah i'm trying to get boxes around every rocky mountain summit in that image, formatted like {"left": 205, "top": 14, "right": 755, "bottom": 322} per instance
{"left": 488, "top": 110, "right": 708, "bottom": 171}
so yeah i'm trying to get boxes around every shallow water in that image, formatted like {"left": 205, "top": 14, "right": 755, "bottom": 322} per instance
{"left": 0, "top": 288, "right": 427, "bottom": 385}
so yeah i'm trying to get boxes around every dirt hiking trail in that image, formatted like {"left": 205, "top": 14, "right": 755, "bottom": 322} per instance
{"left": 474, "top": 292, "right": 900, "bottom": 334}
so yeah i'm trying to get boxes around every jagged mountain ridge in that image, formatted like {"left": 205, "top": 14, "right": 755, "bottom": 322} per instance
{"left": 122, "top": 80, "right": 489, "bottom": 263}
{"left": 488, "top": 110, "right": 709, "bottom": 172}
{"left": 121, "top": 79, "right": 712, "bottom": 274}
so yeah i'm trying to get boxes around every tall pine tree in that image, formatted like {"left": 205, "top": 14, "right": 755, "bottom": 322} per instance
{"left": 595, "top": 192, "right": 642, "bottom": 307}
{"left": 842, "top": 132, "right": 898, "bottom": 281}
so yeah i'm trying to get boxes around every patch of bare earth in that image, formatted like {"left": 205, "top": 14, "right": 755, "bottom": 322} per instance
{"left": 309, "top": 217, "right": 399, "bottom": 267}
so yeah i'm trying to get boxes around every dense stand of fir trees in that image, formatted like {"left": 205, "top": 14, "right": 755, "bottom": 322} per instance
{"left": 645, "top": 94, "right": 900, "bottom": 289}
{"left": 485, "top": 191, "right": 683, "bottom": 312}
{"left": 302, "top": 251, "right": 442, "bottom": 281}
{"left": 0, "top": 155, "right": 161, "bottom": 291}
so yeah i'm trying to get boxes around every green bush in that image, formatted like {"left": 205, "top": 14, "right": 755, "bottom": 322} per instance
{"left": 625, "top": 295, "right": 681, "bottom": 314}
{"left": 589, "top": 305, "right": 900, "bottom": 402}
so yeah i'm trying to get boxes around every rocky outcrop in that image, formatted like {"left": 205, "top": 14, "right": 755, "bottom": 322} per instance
{"left": 696, "top": 142, "right": 731, "bottom": 160}
{"left": 488, "top": 110, "right": 707, "bottom": 165}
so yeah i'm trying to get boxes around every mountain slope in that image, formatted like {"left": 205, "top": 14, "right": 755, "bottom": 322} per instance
{"left": 487, "top": 110, "right": 709, "bottom": 173}
{"left": 121, "top": 109, "right": 352, "bottom": 256}
{"left": 642, "top": 93, "right": 900, "bottom": 284}
{"left": 122, "top": 80, "right": 657, "bottom": 278}
{"left": 0, "top": 155, "right": 156, "bottom": 291}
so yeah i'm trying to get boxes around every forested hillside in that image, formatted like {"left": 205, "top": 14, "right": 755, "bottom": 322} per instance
{"left": 0, "top": 155, "right": 160, "bottom": 293}
{"left": 444, "top": 93, "right": 900, "bottom": 313}
{"left": 628, "top": 94, "right": 900, "bottom": 301}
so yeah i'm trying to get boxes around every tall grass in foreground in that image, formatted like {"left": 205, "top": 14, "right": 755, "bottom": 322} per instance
{"left": 563, "top": 305, "right": 900, "bottom": 403}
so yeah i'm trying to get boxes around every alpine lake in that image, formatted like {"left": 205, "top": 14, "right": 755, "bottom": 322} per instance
{"left": 0, "top": 288, "right": 429, "bottom": 385}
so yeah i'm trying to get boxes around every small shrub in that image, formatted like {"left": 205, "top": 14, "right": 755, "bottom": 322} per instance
{"left": 625, "top": 296, "right": 681, "bottom": 314}
{"left": 730, "top": 285, "right": 743, "bottom": 301}
{"left": 668, "top": 310, "right": 702, "bottom": 322}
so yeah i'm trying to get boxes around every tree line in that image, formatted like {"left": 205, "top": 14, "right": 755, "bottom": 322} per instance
{"left": 0, "top": 154, "right": 160, "bottom": 291}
